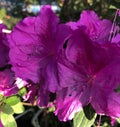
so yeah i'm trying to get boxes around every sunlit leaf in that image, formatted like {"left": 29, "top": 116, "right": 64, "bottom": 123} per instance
{"left": 116, "top": 118, "right": 120, "bottom": 123}
{"left": 18, "top": 87, "right": 27, "bottom": 97}
{"left": 11, "top": 102, "right": 24, "bottom": 114}
{"left": 73, "top": 105, "right": 97, "bottom": 127}
{"left": 1, "top": 112, "right": 17, "bottom": 127}
{"left": 109, "top": 5, "right": 117, "bottom": 9}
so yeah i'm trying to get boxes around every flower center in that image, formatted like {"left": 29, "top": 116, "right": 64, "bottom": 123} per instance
{"left": 87, "top": 75, "right": 96, "bottom": 85}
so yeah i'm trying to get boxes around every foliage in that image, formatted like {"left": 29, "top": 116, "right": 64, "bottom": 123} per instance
{"left": 59, "top": 0, "right": 120, "bottom": 22}
{"left": 0, "top": 95, "right": 24, "bottom": 127}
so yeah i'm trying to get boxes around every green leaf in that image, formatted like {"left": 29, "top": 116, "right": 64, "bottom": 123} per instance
{"left": 6, "top": 96, "right": 20, "bottom": 106}
{"left": 18, "top": 87, "right": 27, "bottom": 97}
{"left": 47, "top": 105, "right": 55, "bottom": 112}
{"left": 1, "top": 112, "right": 17, "bottom": 127}
{"left": 73, "top": 105, "right": 97, "bottom": 127}
{"left": 0, "top": 8, "right": 6, "bottom": 19}
{"left": 109, "top": 5, "right": 117, "bottom": 9}
{"left": 0, "top": 95, "right": 6, "bottom": 109}
{"left": 11, "top": 102, "right": 24, "bottom": 114}
{"left": 2, "top": 104, "right": 14, "bottom": 115}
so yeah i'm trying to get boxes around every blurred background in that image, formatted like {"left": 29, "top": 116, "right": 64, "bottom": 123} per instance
{"left": 0, "top": 0, "right": 120, "bottom": 29}
{"left": 0, "top": 0, "right": 120, "bottom": 127}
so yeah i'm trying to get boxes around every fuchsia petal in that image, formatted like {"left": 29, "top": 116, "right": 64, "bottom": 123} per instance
{"left": 54, "top": 88, "right": 82, "bottom": 121}
{"left": 42, "top": 59, "right": 60, "bottom": 92}
{"left": 111, "top": 34, "right": 120, "bottom": 43}
{"left": 57, "top": 62, "right": 85, "bottom": 88}
{"left": 37, "top": 84, "right": 50, "bottom": 106}
{"left": 66, "top": 21, "right": 79, "bottom": 30}
{"left": 79, "top": 10, "right": 112, "bottom": 43}
{"left": 55, "top": 83, "right": 92, "bottom": 121}
{"left": 107, "top": 93, "right": 120, "bottom": 118}
{"left": 35, "top": 5, "right": 59, "bottom": 49}
{"left": 8, "top": 16, "right": 40, "bottom": 83}
{"left": 97, "top": 19, "right": 112, "bottom": 43}
{"left": 67, "top": 10, "right": 112, "bottom": 43}
{"left": 91, "top": 60, "right": 120, "bottom": 117}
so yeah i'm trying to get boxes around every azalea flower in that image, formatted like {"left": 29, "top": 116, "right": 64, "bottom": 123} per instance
{"left": 8, "top": 5, "right": 71, "bottom": 93}
{"left": 55, "top": 25, "right": 120, "bottom": 121}
{"left": 0, "top": 24, "right": 9, "bottom": 68}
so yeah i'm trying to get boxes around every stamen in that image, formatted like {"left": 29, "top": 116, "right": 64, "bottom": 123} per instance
{"left": 97, "top": 115, "right": 102, "bottom": 127}
{"left": 109, "top": 9, "right": 120, "bottom": 41}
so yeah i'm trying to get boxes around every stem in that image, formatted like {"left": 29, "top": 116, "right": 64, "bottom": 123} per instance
{"left": 22, "top": 101, "right": 37, "bottom": 106}
{"left": 15, "top": 108, "right": 34, "bottom": 120}
{"left": 31, "top": 110, "right": 43, "bottom": 127}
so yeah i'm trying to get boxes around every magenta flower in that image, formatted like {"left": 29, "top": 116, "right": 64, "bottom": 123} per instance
{"left": 55, "top": 27, "right": 120, "bottom": 121}
{"left": 8, "top": 5, "right": 71, "bottom": 92}
{"left": 0, "top": 69, "right": 18, "bottom": 96}
{"left": 0, "top": 24, "right": 9, "bottom": 68}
